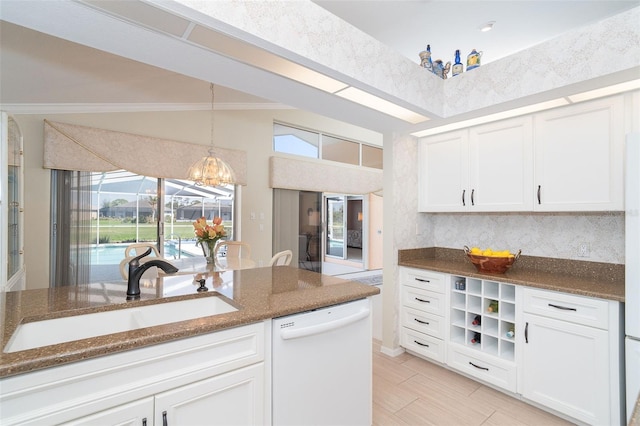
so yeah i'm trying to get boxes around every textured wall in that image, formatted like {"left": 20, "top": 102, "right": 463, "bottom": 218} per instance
{"left": 429, "top": 212, "right": 624, "bottom": 264}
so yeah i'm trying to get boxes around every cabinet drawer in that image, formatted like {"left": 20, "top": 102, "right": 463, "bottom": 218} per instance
{"left": 401, "top": 287, "right": 445, "bottom": 316}
{"left": 401, "top": 307, "right": 445, "bottom": 339}
{"left": 401, "top": 328, "right": 445, "bottom": 363}
{"left": 401, "top": 268, "right": 446, "bottom": 293}
{"left": 523, "top": 288, "right": 609, "bottom": 329}
{"left": 447, "top": 344, "right": 516, "bottom": 393}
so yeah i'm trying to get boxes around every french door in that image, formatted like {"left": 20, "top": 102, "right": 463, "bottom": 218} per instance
{"left": 325, "top": 195, "right": 347, "bottom": 259}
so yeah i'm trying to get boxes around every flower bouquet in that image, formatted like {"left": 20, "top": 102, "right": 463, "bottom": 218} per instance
{"left": 193, "top": 216, "right": 227, "bottom": 263}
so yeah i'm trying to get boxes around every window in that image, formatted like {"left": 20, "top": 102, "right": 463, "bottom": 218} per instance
{"left": 273, "top": 123, "right": 382, "bottom": 169}
{"left": 273, "top": 123, "right": 319, "bottom": 158}
{"left": 322, "top": 135, "right": 359, "bottom": 165}
{"left": 51, "top": 169, "right": 234, "bottom": 285}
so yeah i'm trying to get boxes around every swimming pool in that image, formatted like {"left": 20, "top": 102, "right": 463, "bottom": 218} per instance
{"left": 91, "top": 243, "right": 196, "bottom": 265}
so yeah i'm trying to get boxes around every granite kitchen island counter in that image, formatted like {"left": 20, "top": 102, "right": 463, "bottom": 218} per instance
{"left": 0, "top": 267, "right": 379, "bottom": 378}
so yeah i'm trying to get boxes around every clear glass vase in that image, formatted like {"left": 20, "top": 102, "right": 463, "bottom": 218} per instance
{"left": 200, "top": 239, "right": 220, "bottom": 264}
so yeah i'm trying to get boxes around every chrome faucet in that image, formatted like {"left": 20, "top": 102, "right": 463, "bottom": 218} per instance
{"left": 127, "top": 248, "right": 179, "bottom": 300}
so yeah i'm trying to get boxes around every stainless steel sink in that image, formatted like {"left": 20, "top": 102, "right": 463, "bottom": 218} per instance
{"left": 3, "top": 296, "right": 237, "bottom": 353}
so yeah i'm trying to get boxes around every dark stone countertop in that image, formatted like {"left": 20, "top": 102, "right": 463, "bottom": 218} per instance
{"left": 0, "top": 267, "right": 379, "bottom": 378}
{"left": 398, "top": 248, "right": 624, "bottom": 302}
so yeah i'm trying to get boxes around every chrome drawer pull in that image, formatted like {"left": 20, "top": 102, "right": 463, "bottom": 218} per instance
{"left": 414, "top": 318, "right": 430, "bottom": 325}
{"left": 414, "top": 340, "right": 429, "bottom": 347}
{"left": 415, "top": 278, "right": 430, "bottom": 283}
{"left": 548, "top": 303, "right": 576, "bottom": 311}
{"left": 415, "top": 297, "right": 430, "bottom": 303}
{"left": 469, "top": 362, "right": 489, "bottom": 371}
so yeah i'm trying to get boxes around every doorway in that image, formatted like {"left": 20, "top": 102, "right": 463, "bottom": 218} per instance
{"left": 323, "top": 194, "right": 364, "bottom": 273}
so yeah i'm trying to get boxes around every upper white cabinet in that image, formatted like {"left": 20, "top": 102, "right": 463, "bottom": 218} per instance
{"left": 419, "top": 116, "right": 532, "bottom": 212}
{"left": 533, "top": 96, "right": 624, "bottom": 211}
{"left": 418, "top": 95, "right": 627, "bottom": 213}
{"left": 469, "top": 118, "right": 533, "bottom": 211}
{"left": 418, "top": 129, "right": 468, "bottom": 211}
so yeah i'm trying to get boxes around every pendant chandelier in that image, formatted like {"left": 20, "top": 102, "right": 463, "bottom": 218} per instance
{"left": 187, "top": 83, "right": 236, "bottom": 187}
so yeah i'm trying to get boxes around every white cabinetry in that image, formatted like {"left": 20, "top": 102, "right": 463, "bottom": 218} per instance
{"left": 417, "top": 95, "right": 627, "bottom": 213}
{"left": 400, "top": 268, "right": 447, "bottom": 363}
{"left": 418, "top": 130, "right": 467, "bottom": 212}
{"left": 62, "top": 398, "right": 154, "bottom": 426}
{"left": 521, "top": 288, "right": 623, "bottom": 425}
{"left": 418, "top": 116, "right": 532, "bottom": 212}
{"left": 533, "top": 96, "right": 624, "bottom": 211}
{"left": 0, "top": 322, "right": 268, "bottom": 426}
{"left": 447, "top": 275, "right": 518, "bottom": 392}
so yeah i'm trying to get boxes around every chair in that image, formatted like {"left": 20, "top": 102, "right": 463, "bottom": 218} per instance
{"left": 269, "top": 250, "right": 293, "bottom": 266}
{"left": 119, "top": 256, "right": 159, "bottom": 281}
{"left": 214, "top": 241, "right": 251, "bottom": 260}
{"left": 120, "top": 243, "right": 164, "bottom": 280}
{"left": 214, "top": 241, "right": 253, "bottom": 270}
{"left": 124, "top": 243, "right": 160, "bottom": 258}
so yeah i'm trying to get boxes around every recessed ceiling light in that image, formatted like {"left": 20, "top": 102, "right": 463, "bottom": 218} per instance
{"left": 480, "top": 21, "right": 495, "bottom": 32}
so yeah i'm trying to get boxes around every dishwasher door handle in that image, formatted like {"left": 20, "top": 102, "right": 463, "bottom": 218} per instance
{"left": 280, "top": 307, "right": 370, "bottom": 340}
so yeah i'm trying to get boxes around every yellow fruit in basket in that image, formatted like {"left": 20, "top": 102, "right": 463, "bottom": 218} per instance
{"left": 482, "top": 248, "right": 493, "bottom": 256}
{"left": 470, "top": 247, "right": 482, "bottom": 255}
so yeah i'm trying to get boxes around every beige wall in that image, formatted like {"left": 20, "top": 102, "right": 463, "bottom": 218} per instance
{"left": 13, "top": 109, "right": 382, "bottom": 289}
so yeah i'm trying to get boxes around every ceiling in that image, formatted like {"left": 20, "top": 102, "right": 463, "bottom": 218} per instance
{"left": 0, "top": 1, "right": 638, "bottom": 133}
{"left": 312, "top": 1, "right": 639, "bottom": 66}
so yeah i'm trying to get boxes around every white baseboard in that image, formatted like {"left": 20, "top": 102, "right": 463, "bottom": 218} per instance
{"left": 380, "top": 345, "right": 405, "bottom": 357}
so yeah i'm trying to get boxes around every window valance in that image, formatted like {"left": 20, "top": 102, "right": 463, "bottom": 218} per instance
{"left": 269, "top": 156, "right": 382, "bottom": 195}
{"left": 43, "top": 120, "right": 247, "bottom": 185}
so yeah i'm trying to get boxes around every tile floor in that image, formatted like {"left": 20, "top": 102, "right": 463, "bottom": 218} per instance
{"left": 372, "top": 340, "right": 575, "bottom": 426}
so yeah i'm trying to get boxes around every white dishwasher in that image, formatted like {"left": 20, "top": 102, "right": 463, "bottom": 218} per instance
{"left": 272, "top": 298, "right": 372, "bottom": 426}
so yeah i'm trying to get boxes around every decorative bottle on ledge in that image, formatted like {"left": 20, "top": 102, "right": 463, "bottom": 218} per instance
{"left": 452, "top": 49, "right": 463, "bottom": 76}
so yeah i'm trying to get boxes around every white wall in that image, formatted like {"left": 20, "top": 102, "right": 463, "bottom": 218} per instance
{"left": 13, "top": 108, "right": 381, "bottom": 289}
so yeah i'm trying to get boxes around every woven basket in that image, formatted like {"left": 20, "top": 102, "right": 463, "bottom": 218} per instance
{"left": 464, "top": 246, "right": 521, "bottom": 274}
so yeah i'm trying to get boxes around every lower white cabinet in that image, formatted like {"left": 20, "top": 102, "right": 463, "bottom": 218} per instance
{"left": 520, "top": 288, "right": 623, "bottom": 426}
{"left": 0, "top": 322, "right": 268, "bottom": 426}
{"left": 398, "top": 267, "right": 624, "bottom": 425}
{"left": 62, "top": 398, "right": 153, "bottom": 426}
{"left": 62, "top": 364, "right": 265, "bottom": 426}
{"left": 447, "top": 275, "right": 518, "bottom": 393}
{"left": 400, "top": 268, "right": 447, "bottom": 363}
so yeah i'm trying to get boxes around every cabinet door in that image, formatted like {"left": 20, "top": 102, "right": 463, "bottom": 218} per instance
{"left": 418, "top": 130, "right": 469, "bottom": 212}
{"left": 154, "top": 363, "right": 265, "bottom": 426}
{"left": 533, "top": 96, "right": 624, "bottom": 211}
{"left": 522, "top": 313, "right": 609, "bottom": 425}
{"left": 61, "top": 397, "right": 154, "bottom": 426}
{"left": 468, "top": 117, "right": 533, "bottom": 211}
